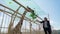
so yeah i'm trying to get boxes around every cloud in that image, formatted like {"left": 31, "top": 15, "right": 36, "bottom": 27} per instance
{"left": 53, "top": 28, "right": 60, "bottom": 30}
{"left": 50, "top": 20, "right": 60, "bottom": 30}
{"left": 0, "top": 16, "right": 2, "bottom": 20}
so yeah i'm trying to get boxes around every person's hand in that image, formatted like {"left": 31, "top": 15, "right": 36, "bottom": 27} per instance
{"left": 36, "top": 20, "right": 40, "bottom": 22}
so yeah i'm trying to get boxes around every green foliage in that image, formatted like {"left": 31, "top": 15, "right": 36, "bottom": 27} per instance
{"left": 9, "top": 2, "right": 12, "bottom": 4}
{"left": 30, "top": 10, "right": 37, "bottom": 19}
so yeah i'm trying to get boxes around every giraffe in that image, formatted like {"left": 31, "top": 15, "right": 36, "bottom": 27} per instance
{"left": 12, "top": 10, "right": 27, "bottom": 34}
{"left": 7, "top": 6, "right": 21, "bottom": 34}
{"left": 12, "top": 6, "right": 34, "bottom": 34}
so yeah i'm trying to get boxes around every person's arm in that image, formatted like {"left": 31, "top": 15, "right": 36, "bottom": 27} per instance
{"left": 40, "top": 21, "right": 44, "bottom": 23}
{"left": 36, "top": 20, "right": 44, "bottom": 23}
